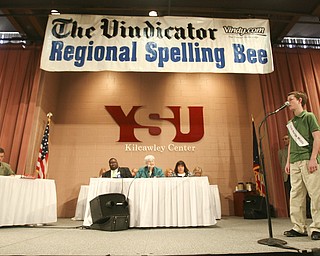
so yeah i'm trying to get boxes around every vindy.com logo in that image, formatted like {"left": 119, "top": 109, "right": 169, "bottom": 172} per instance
{"left": 223, "top": 26, "right": 266, "bottom": 36}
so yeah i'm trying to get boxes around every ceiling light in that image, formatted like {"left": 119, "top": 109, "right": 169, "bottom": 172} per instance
{"left": 149, "top": 11, "right": 158, "bottom": 17}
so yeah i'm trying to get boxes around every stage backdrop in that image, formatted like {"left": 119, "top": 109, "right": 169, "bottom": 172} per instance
{"left": 41, "top": 15, "right": 273, "bottom": 74}
{"left": 27, "top": 70, "right": 267, "bottom": 217}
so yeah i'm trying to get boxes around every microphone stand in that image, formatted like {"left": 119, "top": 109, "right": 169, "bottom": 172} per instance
{"left": 257, "top": 110, "right": 287, "bottom": 247}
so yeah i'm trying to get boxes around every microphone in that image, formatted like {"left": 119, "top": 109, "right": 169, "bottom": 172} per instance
{"left": 126, "top": 175, "right": 138, "bottom": 202}
{"left": 147, "top": 165, "right": 153, "bottom": 178}
{"left": 273, "top": 101, "right": 289, "bottom": 113}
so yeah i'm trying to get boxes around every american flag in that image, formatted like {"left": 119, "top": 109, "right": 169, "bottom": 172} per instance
{"left": 36, "top": 120, "right": 50, "bottom": 179}
{"left": 252, "top": 118, "right": 266, "bottom": 196}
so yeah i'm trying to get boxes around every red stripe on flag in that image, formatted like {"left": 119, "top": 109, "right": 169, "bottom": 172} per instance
{"left": 36, "top": 120, "right": 50, "bottom": 179}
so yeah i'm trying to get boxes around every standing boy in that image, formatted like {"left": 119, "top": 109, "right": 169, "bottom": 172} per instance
{"left": 284, "top": 91, "right": 320, "bottom": 240}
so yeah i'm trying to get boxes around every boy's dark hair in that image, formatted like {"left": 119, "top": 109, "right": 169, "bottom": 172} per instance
{"left": 288, "top": 91, "right": 307, "bottom": 107}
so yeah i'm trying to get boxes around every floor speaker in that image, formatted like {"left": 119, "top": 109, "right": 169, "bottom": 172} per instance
{"left": 90, "top": 193, "right": 129, "bottom": 231}
{"left": 243, "top": 195, "right": 267, "bottom": 219}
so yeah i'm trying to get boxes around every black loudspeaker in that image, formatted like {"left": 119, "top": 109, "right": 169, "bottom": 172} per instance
{"left": 243, "top": 195, "right": 267, "bottom": 219}
{"left": 90, "top": 193, "right": 129, "bottom": 231}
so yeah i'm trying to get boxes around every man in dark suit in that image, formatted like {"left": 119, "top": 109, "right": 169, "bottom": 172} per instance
{"left": 101, "top": 158, "right": 132, "bottom": 178}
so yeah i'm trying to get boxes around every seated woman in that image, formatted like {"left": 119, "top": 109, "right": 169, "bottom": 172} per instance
{"left": 173, "top": 160, "right": 191, "bottom": 177}
{"left": 136, "top": 155, "right": 164, "bottom": 178}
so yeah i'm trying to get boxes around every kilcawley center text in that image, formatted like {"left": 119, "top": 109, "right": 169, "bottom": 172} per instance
{"left": 125, "top": 144, "right": 196, "bottom": 152}
{"left": 48, "top": 18, "right": 269, "bottom": 68}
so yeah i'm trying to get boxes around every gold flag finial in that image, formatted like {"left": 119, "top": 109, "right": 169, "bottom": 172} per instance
{"left": 47, "top": 112, "right": 53, "bottom": 119}
{"left": 46, "top": 112, "right": 53, "bottom": 125}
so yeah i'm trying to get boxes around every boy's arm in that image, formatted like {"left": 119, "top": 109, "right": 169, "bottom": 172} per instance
{"left": 308, "top": 130, "right": 320, "bottom": 173}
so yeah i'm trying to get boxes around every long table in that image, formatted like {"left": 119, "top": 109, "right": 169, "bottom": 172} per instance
{"left": 209, "top": 184, "right": 221, "bottom": 219}
{"left": 72, "top": 185, "right": 89, "bottom": 221}
{"left": 83, "top": 177, "right": 217, "bottom": 228}
{"left": 0, "top": 176, "right": 57, "bottom": 227}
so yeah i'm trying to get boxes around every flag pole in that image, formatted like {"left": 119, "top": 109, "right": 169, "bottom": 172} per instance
{"left": 47, "top": 112, "right": 53, "bottom": 124}
{"left": 35, "top": 112, "right": 52, "bottom": 179}
{"left": 45, "top": 112, "right": 53, "bottom": 178}
{"left": 252, "top": 115, "right": 264, "bottom": 197}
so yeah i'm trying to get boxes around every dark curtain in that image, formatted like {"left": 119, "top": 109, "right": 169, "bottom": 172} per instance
{"left": 260, "top": 47, "right": 320, "bottom": 217}
{"left": 0, "top": 45, "right": 42, "bottom": 174}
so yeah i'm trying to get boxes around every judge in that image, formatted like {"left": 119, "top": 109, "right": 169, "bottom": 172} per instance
{"left": 136, "top": 155, "right": 164, "bottom": 178}
{"left": 101, "top": 158, "right": 132, "bottom": 178}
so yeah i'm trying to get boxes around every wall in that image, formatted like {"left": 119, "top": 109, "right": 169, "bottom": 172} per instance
{"left": 26, "top": 72, "right": 61, "bottom": 173}
{"left": 30, "top": 71, "right": 265, "bottom": 217}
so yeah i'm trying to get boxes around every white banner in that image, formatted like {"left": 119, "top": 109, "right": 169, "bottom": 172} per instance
{"left": 41, "top": 15, "right": 274, "bottom": 73}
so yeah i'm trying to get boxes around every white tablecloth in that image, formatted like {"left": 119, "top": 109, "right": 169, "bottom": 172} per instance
{"left": 210, "top": 185, "right": 221, "bottom": 219}
{"left": 83, "top": 177, "right": 217, "bottom": 227}
{"left": 72, "top": 185, "right": 89, "bottom": 220}
{"left": 0, "top": 176, "right": 57, "bottom": 227}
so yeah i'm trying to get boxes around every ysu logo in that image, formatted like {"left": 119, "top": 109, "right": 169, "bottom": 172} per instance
{"left": 105, "top": 106, "right": 204, "bottom": 142}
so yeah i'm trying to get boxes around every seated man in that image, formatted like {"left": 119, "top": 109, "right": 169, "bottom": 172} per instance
{"left": 136, "top": 155, "right": 164, "bottom": 178}
{"left": 101, "top": 158, "right": 132, "bottom": 178}
{"left": 0, "top": 147, "right": 15, "bottom": 176}
{"left": 192, "top": 166, "right": 203, "bottom": 177}
{"left": 165, "top": 168, "right": 174, "bottom": 177}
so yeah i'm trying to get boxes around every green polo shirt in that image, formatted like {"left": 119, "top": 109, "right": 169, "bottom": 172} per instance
{"left": 0, "top": 162, "right": 15, "bottom": 176}
{"left": 288, "top": 110, "right": 320, "bottom": 164}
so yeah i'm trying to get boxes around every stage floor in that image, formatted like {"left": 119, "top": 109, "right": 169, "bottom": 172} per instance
{"left": 0, "top": 217, "right": 319, "bottom": 255}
